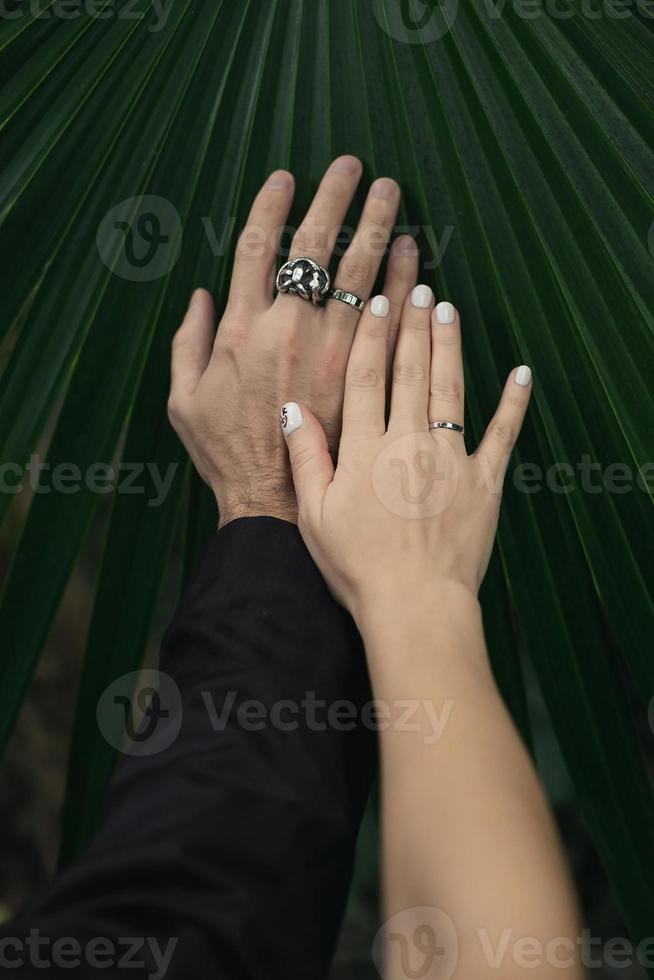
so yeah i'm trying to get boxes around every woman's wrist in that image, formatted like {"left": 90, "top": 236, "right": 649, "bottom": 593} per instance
{"left": 352, "top": 578, "right": 494, "bottom": 721}
{"left": 351, "top": 576, "right": 481, "bottom": 636}
{"left": 351, "top": 577, "right": 487, "bottom": 672}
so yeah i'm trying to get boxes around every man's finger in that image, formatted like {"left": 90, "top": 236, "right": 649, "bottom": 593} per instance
{"left": 382, "top": 235, "right": 419, "bottom": 379}
{"left": 229, "top": 170, "right": 295, "bottom": 312}
{"left": 170, "top": 289, "right": 216, "bottom": 401}
{"left": 328, "top": 177, "right": 401, "bottom": 329}
{"left": 284, "top": 156, "right": 363, "bottom": 271}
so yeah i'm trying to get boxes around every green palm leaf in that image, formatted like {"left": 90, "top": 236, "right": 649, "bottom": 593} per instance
{"left": 1, "top": 0, "right": 652, "bottom": 954}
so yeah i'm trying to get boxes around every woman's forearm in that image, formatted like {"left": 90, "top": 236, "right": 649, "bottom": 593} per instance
{"left": 356, "top": 582, "right": 583, "bottom": 980}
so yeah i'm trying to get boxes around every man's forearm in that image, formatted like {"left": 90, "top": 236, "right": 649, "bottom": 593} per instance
{"left": 3, "top": 518, "right": 374, "bottom": 979}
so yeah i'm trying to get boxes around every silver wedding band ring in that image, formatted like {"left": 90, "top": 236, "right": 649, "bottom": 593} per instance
{"left": 327, "top": 288, "right": 366, "bottom": 313}
{"left": 429, "top": 421, "right": 465, "bottom": 435}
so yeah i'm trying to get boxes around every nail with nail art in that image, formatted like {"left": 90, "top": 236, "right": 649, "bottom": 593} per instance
{"left": 280, "top": 402, "right": 303, "bottom": 436}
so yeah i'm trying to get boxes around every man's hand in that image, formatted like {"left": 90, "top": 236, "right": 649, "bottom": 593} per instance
{"left": 167, "top": 156, "right": 417, "bottom": 525}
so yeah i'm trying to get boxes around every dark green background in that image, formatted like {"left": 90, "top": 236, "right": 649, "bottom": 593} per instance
{"left": 0, "top": 0, "right": 653, "bottom": 971}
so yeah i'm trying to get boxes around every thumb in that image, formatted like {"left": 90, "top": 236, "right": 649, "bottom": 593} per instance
{"left": 279, "top": 402, "right": 334, "bottom": 519}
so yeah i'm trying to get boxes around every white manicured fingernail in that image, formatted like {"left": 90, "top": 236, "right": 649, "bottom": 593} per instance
{"left": 370, "top": 295, "right": 390, "bottom": 317}
{"left": 515, "top": 365, "right": 532, "bottom": 387}
{"left": 280, "top": 402, "right": 303, "bottom": 436}
{"left": 435, "top": 301, "right": 455, "bottom": 324}
{"left": 411, "top": 284, "right": 433, "bottom": 309}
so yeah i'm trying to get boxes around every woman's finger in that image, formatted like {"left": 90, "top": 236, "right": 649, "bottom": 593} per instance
{"left": 341, "top": 295, "right": 392, "bottom": 441}
{"left": 387, "top": 284, "right": 434, "bottom": 433}
{"left": 282, "top": 155, "right": 363, "bottom": 273}
{"left": 382, "top": 235, "right": 420, "bottom": 379}
{"left": 169, "top": 290, "right": 216, "bottom": 401}
{"left": 229, "top": 170, "right": 295, "bottom": 312}
{"left": 475, "top": 366, "right": 532, "bottom": 481}
{"left": 428, "top": 301, "right": 465, "bottom": 445}
{"left": 327, "top": 177, "right": 401, "bottom": 329}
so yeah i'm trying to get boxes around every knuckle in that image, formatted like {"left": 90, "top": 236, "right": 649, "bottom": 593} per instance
{"left": 429, "top": 378, "right": 462, "bottom": 401}
{"left": 218, "top": 316, "right": 248, "bottom": 349}
{"left": 436, "top": 328, "right": 460, "bottom": 348}
{"left": 393, "top": 362, "right": 427, "bottom": 386}
{"left": 278, "top": 315, "right": 303, "bottom": 346}
{"left": 235, "top": 231, "right": 263, "bottom": 261}
{"left": 348, "top": 367, "right": 381, "bottom": 389}
{"left": 293, "top": 226, "right": 328, "bottom": 255}
{"left": 321, "top": 176, "right": 353, "bottom": 205}
{"left": 166, "top": 395, "right": 184, "bottom": 425}
{"left": 338, "top": 258, "right": 370, "bottom": 286}
{"left": 276, "top": 322, "right": 304, "bottom": 367}
{"left": 260, "top": 193, "right": 287, "bottom": 214}
{"left": 319, "top": 338, "right": 347, "bottom": 380}
{"left": 406, "top": 312, "right": 430, "bottom": 331}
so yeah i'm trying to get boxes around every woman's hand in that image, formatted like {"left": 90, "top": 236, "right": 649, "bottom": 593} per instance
{"left": 281, "top": 291, "right": 586, "bottom": 980}
{"left": 167, "top": 156, "right": 418, "bottom": 526}
{"left": 280, "top": 284, "right": 532, "bottom": 618}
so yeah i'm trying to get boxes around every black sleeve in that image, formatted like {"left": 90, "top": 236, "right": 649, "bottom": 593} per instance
{"left": 1, "top": 517, "right": 375, "bottom": 980}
